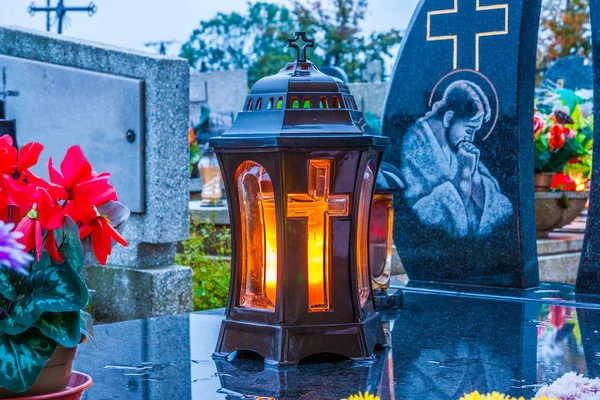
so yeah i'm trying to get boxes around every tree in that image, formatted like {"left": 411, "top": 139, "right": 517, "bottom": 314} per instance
{"left": 539, "top": 0, "right": 591, "bottom": 62}
{"left": 180, "top": 3, "right": 301, "bottom": 85}
{"left": 180, "top": 1, "right": 403, "bottom": 85}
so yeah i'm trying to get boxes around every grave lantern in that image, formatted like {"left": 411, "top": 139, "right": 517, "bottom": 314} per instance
{"left": 211, "top": 32, "right": 389, "bottom": 365}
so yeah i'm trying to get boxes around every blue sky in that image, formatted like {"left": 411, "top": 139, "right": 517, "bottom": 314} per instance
{"left": 0, "top": 0, "right": 419, "bottom": 55}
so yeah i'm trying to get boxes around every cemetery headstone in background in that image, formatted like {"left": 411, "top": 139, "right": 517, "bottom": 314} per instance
{"left": 0, "top": 26, "right": 193, "bottom": 321}
{"left": 543, "top": 56, "right": 593, "bottom": 91}
{"left": 577, "top": 4, "right": 600, "bottom": 294}
{"left": 189, "top": 69, "right": 248, "bottom": 139}
{"left": 382, "top": 0, "right": 542, "bottom": 288}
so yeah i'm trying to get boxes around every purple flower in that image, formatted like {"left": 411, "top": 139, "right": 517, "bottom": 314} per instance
{"left": 0, "top": 221, "right": 33, "bottom": 275}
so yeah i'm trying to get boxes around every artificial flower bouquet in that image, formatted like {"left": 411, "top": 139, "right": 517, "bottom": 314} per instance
{"left": 0, "top": 134, "right": 129, "bottom": 393}
{"left": 533, "top": 87, "right": 594, "bottom": 187}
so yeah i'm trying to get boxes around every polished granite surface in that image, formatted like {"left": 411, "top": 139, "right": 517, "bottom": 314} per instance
{"left": 75, "top": 285, "right": 600, "bottom": 399}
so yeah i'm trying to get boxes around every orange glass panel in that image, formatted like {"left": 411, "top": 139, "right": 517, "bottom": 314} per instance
{"left": 236, "top": 161, "right": 278, "bottom": 311}
{"left": 369, "top": 193, "right": 394, "bottom": 290}
{"left": 287, "top": 160, "right": 350, "bottom": 312}
{"left": 357, "top": 162, "right": 375, "bottom": 307}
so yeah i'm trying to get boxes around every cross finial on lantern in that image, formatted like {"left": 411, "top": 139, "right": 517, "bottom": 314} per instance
{"left": 287, "top": 31, "right": 315, "bottom": 63}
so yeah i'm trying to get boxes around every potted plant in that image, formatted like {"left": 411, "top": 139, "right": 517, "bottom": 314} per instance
{"left": 0, "top": 134, "right": 129, "bottom": 397}
{"left": 533, "top": 87, "right": 593, "bottom": 237}
{"left": 534, "top": 87, "right": 593, "bottom": 191}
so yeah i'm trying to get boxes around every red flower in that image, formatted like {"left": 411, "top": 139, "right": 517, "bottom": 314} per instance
{"left": 48, "top": 146, "right": 117, "bottom": 223}
{"left": 0, "top": 136, "right": 40, "bottom": 220}
{"left": 568, "top": 157, "right": 580, "bottom": 165}
{"left": 549, "top": 305, "right": 566, "bottom": 330}
{"left": 78, "top": 205, "right": 127, "bottom": 265}
{"left": 551, "top": 173, "right": 576, "bottom": 191}
{"left": 15, "top": 187, "right": 64, "bottom": 260}
{"left": 548, "top": 124, "right": 566, "bottom": 151}
{"left": 533, "top": 114, "right": 546, "bottom": 135}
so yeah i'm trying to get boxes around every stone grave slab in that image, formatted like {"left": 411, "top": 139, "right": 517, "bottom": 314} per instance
{"left": 382, "top": 0, "right": 542, "bottom": 288}
{"left": 577, "top": 4, "right": 600, "bottom": 294}
{"left": 74, "top": 285, "right": 600, "bottom": 399}
{"left": 0, "top": 26, "right": 193, "bottom": 321}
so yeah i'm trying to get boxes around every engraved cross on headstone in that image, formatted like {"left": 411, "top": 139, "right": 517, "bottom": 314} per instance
{"left": 28, "top": 0, "right": 97, "bottom": 34}
{"left": 427, "top": 0, "right": 509, "bottom": 70}
{"left": 287, "top": 31, "right": 315, "bottom": 63}
{"left": 0, "top": 68, "right": 19, "bottom": 118}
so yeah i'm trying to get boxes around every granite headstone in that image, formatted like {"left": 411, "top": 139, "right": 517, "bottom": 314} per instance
{"left": 382, "top": 0, "right": 542, "bottom": 288}
{"left": 577, "top": 4, "right": 600, "bottom": 294}
{"left": 0, "top": 26, "right": 193, "bottom": 321}
{"left": 544, "top": 56, "right": 594, "bottom": 91}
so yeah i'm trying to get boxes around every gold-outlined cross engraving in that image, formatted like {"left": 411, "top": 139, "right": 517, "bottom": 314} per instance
{"left": 427, "top": 0, "right": 509, "bottom": 71}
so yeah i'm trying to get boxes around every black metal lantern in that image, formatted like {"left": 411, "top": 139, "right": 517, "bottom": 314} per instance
{"left": 211, "top": 32, "right": 389, "bottom": 366}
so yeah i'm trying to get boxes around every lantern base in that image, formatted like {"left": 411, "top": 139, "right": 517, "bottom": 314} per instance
{"left": 213, "top": 312, "right": 387, "bottom": 366}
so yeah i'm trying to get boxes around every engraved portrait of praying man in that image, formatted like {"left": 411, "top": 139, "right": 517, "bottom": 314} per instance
{"left": 399, "top": 80, "right": 514, "bottom": 239}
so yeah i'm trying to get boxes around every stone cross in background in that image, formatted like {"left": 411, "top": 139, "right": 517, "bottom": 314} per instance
{"left": 0, "top": 26, "right": 192, "bottom": 321}
{"left": 382, "top": 0, "right": 543, "bottom": 288}
{"left": 577, "top": 3, "right": 600, "bottom": 294}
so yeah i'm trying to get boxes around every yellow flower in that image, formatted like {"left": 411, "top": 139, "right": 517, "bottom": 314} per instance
{"left": 460, "top": 392, "right": 514, "bottom": 400}
{"left": 342, "top": 392, "right": 380, "bottom": 400}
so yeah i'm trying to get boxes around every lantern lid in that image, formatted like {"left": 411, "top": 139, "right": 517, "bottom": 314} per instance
{"left": 210, "top": 32, "right": 389, "bottom": 149}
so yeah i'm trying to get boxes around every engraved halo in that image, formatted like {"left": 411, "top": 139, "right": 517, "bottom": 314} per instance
{"left": 428, "top": 69, "right": 499, "bottom": 141}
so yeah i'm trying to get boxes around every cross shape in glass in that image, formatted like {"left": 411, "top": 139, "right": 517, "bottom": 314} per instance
{"left": 286, "top": 160, "right": 351, "bottom": 312}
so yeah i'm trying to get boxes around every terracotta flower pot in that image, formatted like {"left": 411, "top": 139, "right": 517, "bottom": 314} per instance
{"left": 0, "top": 346, "right": 77, "bottom": 398}
{"left": 534, "top": 172, "right": 555, "bottom": 192}
{"left": 535, "top": 191, "right": 589, "bottom": 238}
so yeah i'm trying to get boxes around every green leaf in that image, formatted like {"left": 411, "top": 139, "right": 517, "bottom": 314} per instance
{"left": 0, "top": 269, "right": 17, "bottom": 301}
{"left": 54, "top": 217, "right": 84, "bottom": 273}
{"left": 8, "top": 264, "right": 89, "bottom": 326}
{"left": 79, "top": 311, "right": 96, "bottom": 350}
{"left": 0, "top": 311, "right": 28, "bottom": 336}
{"left": 34, "top": 312, "right": 80, "bottom": 348}
{"left": 0, "top": 330, "right": 56, "bottom": 393}
{"left": 30, "top": 251, "right": 51, "bottom": 273}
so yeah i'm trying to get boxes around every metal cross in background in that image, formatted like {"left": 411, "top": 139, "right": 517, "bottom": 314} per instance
{"left": 28, "top": 0, "right": 97, "bottom": 34}
{"left": 144, "top": 40, "right": 177, "bottom": 55}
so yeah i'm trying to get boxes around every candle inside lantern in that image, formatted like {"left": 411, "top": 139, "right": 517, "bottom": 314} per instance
{"left": 237, "top": 162, "right": 278, "bottom": 310}
{"left": 287, "top": 160, "right": 350, "bottom": 311}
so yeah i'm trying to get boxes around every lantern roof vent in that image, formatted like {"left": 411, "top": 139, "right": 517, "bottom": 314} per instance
{"left": 212, "top": 31, "right": 388, "bottom": 149}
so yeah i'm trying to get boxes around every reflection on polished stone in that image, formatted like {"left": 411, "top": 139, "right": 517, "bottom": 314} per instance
{"left": 74, "top": 285, "right": 600, "bottom": 399}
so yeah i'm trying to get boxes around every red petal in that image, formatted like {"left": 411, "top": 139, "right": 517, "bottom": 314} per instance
{"left": 18, "top": 142, "right": 44, "bottom": 172}
{"left": 60, "top": 146, "right": 92, "bottom": 188}
{"left": 64, "top": 198, "right": 97, "bottom": 224}
{"left": 36, "top": 187, "right": 64, "bottom": 230}
{"left": 15, "top": 217, "right": 36, "bottom": 252}
{"left": 48, "top": 157, "right": 67, "bottom": 188}
{"left": 79, "top": 224, "right": 92, "bottom": 239}
{"left": 91, "top": 220, "right": 108, "bottom": 265}
{"left": 44, "top": 230, "right": 63, "bottom": 262}
{"left": 2, "top": 175, "right": 36, "bottom": 211}
{"left": 105, "top": 219, "right": 128, "bottom": 247}
{"left": 71, "top": 176, "right": 118, "bottom": 206}
{"left": 0, "top": 136, "right": 17, "bottom": 176}
{"left": 35, "top": 220, "right": 42, "bottom": 260}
